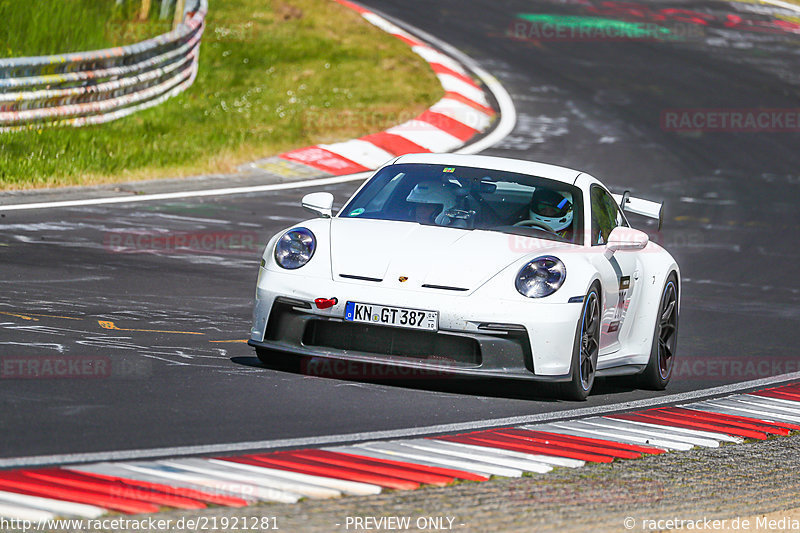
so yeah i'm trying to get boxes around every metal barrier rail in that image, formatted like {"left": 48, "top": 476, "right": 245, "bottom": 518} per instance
{"left": 0, "top": 0, "right": 207, "bottom": 131}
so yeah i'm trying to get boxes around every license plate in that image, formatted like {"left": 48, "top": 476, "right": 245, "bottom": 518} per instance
{"left": 344, "top": 301, "right": 438, "bottom": 331}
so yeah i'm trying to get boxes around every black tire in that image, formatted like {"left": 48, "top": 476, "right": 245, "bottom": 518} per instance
{"left": 638, "top": 273, "right": 679, "bottom": 390}
{"left": 559, "top": 284, "right": 601, "bottom": 401}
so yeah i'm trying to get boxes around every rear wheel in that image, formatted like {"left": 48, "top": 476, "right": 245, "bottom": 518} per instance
{"left": 559, "top": 284, "right": 601, "bottom": 401}
{"left": 638, "top": 274, "right": 679, "bottom": 390}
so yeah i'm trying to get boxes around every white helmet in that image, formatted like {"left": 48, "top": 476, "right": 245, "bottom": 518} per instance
{"left": 406, "top": 181, "right": 459, "bottom": 226}
{"left": 529, "top": 188, "right": 573, "bottom": 232}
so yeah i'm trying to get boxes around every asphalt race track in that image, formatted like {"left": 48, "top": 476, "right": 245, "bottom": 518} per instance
{"left": 1, "top": 0, "right": 799, "bottom": 460}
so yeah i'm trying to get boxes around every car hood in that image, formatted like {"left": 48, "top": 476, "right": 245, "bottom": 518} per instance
{"left": 329, "top": 217, "right": 570, "bottom": 292}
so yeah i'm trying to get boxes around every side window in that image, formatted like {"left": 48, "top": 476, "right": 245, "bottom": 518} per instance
{"left": 590, "top": 186, "right": 623, "bottom": 246}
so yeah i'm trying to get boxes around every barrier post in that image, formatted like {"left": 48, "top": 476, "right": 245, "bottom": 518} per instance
{"left": 160, "top": 0, "right": 175, "bottom": 19}
{"left": 173, "top": 0, "right": 186, "bottom": 28}
{"left": 139, "top": 0, "right": 152, "bottom": 21}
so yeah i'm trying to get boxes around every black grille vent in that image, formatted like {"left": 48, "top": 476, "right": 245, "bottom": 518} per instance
{"left": 302, "top": 321, "right": 480, "bottom": 366}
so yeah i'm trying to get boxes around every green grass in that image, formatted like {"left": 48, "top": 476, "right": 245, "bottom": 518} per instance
{"left": 0, "top": 0, "right": 172, "bottom": 58}
{"left": 0, "top": 0, "right": 444, "bottom": 189}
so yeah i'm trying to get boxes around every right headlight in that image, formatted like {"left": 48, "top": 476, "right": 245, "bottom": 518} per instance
{"left": 515, "top": 256, "right": 566, "bottom": 298}
{"left": 274, "top": 228, "right": 316, "bottom": 269}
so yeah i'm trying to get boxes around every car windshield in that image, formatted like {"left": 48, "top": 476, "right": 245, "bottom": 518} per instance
{"left": 339, "top": 163, "right": 584, "bottom": 245}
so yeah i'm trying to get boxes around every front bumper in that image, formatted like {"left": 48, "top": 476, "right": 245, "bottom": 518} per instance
{"left": 250, "top": 269, "right": 583, "bottom": 379}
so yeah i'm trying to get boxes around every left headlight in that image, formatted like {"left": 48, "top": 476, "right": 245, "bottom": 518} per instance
{"left": 515, "top": 256, "right": 566, "bottom": 298}
{"left": 274, "top": 228, "right": 316, "bottom": 269}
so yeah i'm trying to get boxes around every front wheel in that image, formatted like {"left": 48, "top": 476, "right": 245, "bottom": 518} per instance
{"left": 559, "top": 285, "right": 601, "bottom": 401}
{"left": 638, "top": 273, "right": 679, "bottom": 390}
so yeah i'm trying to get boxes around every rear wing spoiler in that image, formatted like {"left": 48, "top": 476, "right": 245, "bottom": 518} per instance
{"left": 612, "top": 192, "right": 664, "bottom": 230}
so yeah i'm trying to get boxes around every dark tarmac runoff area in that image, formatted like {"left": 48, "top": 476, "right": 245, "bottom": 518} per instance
{"left": 1, "top": 0, "right": 799, "bottom": 461}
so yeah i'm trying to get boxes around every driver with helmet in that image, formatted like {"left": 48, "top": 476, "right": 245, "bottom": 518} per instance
{"left": 516, "top": 188, "right": 574, "bottom": 239}
{"left": 406, "top": 181, "right": 469, "bottom": 228}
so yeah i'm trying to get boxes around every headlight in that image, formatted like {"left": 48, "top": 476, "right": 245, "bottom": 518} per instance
{"left": 274, "top": 228, "right": 316, "bottom": 269}
{"left": 515, "top": 256, "right": 566, "bottom": 298}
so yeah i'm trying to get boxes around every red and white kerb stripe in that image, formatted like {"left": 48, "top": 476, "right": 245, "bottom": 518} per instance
{"left": 277, "top": 0, "right": 497, "bottom": 176}
{"left": 1, "top": 382, "right": 799, "bottom": 520}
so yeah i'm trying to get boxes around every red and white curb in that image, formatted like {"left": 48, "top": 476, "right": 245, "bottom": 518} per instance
{"left": 241, "top": 0, "right": 500, "bottom": 178}
{"left": 1, "top": 382, "right": 799, "bottom": 519}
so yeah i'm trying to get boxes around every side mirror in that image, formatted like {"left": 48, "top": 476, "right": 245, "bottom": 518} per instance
{"left": 604, "top": 226, "right": 649, "bottom": 258}
{"left": 619, "top": 190, "right": 631, "bottom": 211}
{"left": 301, "top": 192, "right": 334, "bottom": 218}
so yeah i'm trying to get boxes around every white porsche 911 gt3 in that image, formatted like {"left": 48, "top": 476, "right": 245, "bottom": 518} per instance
{"left": 248, "top": 154, "right": 680, "bottom": 400}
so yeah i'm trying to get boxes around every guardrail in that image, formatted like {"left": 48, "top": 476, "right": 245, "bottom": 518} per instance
{"left": 0, "top": 0, "right": 207, "bottom": 131}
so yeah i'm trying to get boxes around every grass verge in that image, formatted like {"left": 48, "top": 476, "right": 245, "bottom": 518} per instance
{"left": 0, "top": 0, "right": 172, "bottom": 58}
{"left": 0, "top": 0, "right": 444, "bottom": 190}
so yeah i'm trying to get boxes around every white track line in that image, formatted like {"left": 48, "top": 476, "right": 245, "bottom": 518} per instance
{"left": 66, "top": 462, "right": 254, "bottom": 501}
{"left": 207, "top": 459, "right": 380, "bottom": 496}
{"left": 322, "top": 446, "right": 488, "bottom": 478}
{"left": 0, "top": 490, "right": 104, "bottom": 519}
{"left": 385, "top": 120, "right": 464, "bottom": 151}
{"left": 377, "top": 441, "right": 524, "bottom": 477}
{"left": 354, "top": 442, "right": 516, "bottom": 477}
{"left": 0, "top": 503, "right": 54, "bottom": 522}
{"left": 716, "top": 395, "right": 800, "bottom": 416}
{"left": 159, "top": 459, "right": 341, "bottom": 499}
{"left": 533, "top": 422, "right": 690, "bottom": 451}
{"left": 760, "top": 0, "right": 800, "bottom": 13}
{"left": 4, "top": 371, "right": 799, "bottom": 469}
{"left": 410, "top": 46, "right": 468, "bottom": 75}
{"left": 435, "top": 440, "right": 583, "bottom": 468}
{"left": 121, "top": 462, "right": 300, "bottom": 503}
{"left": 361, "top": 12, "right": 418, "bottom": 40}
{"left": 687, "top": 401, "right": 800, "bottom": 424}
{"left": 399, "top": 439, "right": 552, "bottom": 473}
{"left": 682, "top": 401, "right": 784, "bottom": 421}
{"left": 0, "top": 173, "right": 371, "bottom": 212}
{"left": 736, "top": 395, "right": 800, "bottom": 414}
{"left": 579, "top": 418, "right": 719, "bottom": 447}
{"left": 88, "top": 463, "right": 263, "bottom": 502}
{"left": 553, "top": 421, "right": 694, "bottom": 450}
{"left": 715, "top": 398, "right": 800, "bottom": 421}
{"left": 430, "top": 98, "right": 492, "bottom": 131}
{"left": 745, "top": 394, "right": 800, "bottom": 408}
{"left": 318, "top": 140, "right": 395, "bottom": 169}
{"left": 436, "top": 74, "right": 487, "bottom": 105}
{"left": 599, "top": 417, "right": 742, "bottom": 443}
